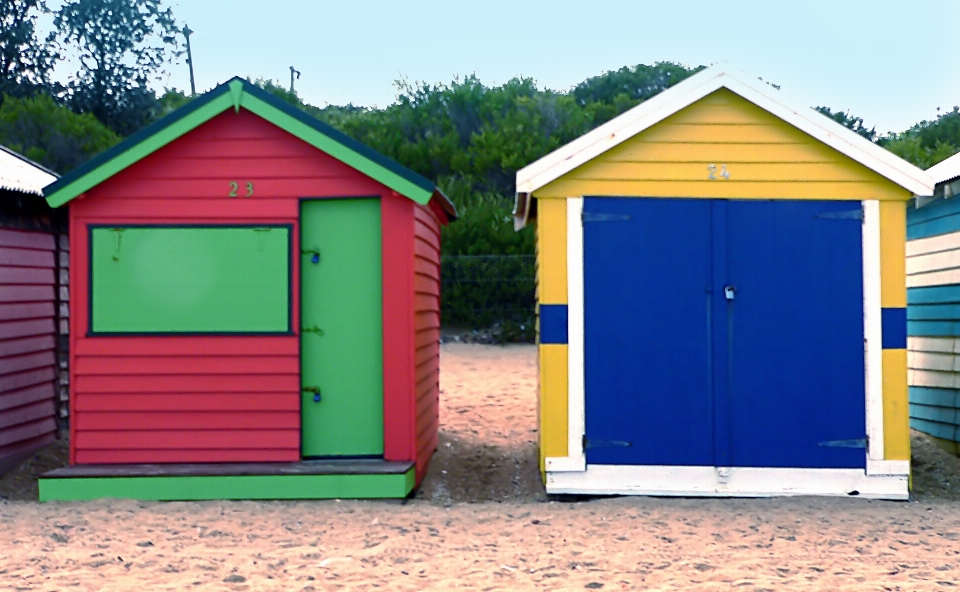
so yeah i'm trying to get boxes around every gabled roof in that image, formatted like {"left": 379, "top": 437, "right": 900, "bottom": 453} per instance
{"left": 0, "top": 144, "right": 58, "bottom": 195}
{"left": 514, "top": 64, "right": 933, "bottom": 229}
{"left": 927, "top": 151, "right": 960, "bottom": 186}
{"left": 43, "top": 78, "right": 456, "bottom": 220}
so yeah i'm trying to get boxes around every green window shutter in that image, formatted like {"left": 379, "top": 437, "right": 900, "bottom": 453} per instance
{"left": 90, "top": 226, "right": 291, "bottom": 334}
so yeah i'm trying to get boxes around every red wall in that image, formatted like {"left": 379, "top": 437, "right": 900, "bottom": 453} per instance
{"left": 412, "top": 204, "right": 442, "bottom": 483}
{"left": 0, "top": 228, "right": 58, "bottom": 467}
{"left": 69, "top": 109, "right": 424, "bottom": 465}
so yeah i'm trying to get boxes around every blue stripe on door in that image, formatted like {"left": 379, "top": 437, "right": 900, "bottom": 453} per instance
{"left": 882, "top": 307, "right": 907, "bottom": 349}
{"left": 539, "top": 304, "right": 568, "bottom": 344}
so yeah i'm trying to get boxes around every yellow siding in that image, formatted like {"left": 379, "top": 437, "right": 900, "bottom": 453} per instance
{"left": 536, "top": 199, "right": 567, "bottom": 304}
{"left": 883, "top": 348, "right": 910, "bottom": 460}
{"left": 879, "top": 201, "right": 907, "bottom": 308}
{"left": 534, "top": 88, "right": 911, "bottom": 202}
{"left": 539, "top": 344, "right": 568, "bottom": 472}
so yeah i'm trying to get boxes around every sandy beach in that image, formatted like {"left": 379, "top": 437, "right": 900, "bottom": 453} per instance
{"left": 3, "top": 343, "right": 960, "bottom": 590}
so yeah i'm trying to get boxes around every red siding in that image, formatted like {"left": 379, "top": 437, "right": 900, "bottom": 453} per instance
{"left": 0, "top": 228, "right": 58, "bottom": 465}
{"left": 69, "top": 109, "right": 415, "bottom": 465}
{"left": 412, "top": 204, "right": 442, "bottom": 484}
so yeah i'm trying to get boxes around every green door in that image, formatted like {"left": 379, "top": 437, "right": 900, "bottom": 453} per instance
{"left": 300, "top": 199, "right": 384, "bottom": 457}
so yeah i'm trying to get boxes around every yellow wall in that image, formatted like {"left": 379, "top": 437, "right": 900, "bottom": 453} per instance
{"left": 534, "top": 89, "right": 911, "bottom": 202}
{"left": 536, "top": 200, "right": 568, "bottom": 471}
{"left": 880, "top": 201, "right": 910, "bottom": 461}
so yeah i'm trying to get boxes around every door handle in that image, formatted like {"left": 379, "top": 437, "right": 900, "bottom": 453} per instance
{"left": 303, "top": 386, "right": 322, "bottom": 402}
{"left": 724, "top": 286, "right": 736, "bottom": 301}
{"left": 302, "top": 325, "right": 324, "bottom": 336}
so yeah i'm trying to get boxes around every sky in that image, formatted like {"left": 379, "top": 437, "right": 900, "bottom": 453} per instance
{"left": 103, "top": 0, "right": 960, "bottom": 134}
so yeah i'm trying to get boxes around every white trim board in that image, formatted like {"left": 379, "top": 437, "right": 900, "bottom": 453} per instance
{"left": 863, "top": 201, "right": 885, "bottom": 461}
{"left": 514, "top": 65, "right": 933, "bottom": 229}
{"left": 565, "top": 197, "right": 586, "bottom": 467}
{"left": 546, "top": 465, "right": 908, "bottom": 500}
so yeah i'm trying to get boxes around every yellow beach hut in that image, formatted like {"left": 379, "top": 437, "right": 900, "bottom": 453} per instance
{"left": 515, "top": 65, "right": 934, "bottom": 499}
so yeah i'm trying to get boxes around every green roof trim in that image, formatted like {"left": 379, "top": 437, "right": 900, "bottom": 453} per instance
{"left": 43, "top": 77, "right": 455, "bottom": 218}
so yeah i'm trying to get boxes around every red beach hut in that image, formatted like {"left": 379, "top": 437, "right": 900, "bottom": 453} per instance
{"left": 38, "top": 78, "right": 456, "bottom": 501}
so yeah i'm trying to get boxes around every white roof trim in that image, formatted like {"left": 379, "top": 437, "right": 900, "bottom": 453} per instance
{"left": 926, "top": 151, "right": 960, "bottom": 185}
{"left": 515, "top": 65, "right": 934, "bottom": 226}
{"left": 0, "top": 144, "right": 58, "bottom": 196}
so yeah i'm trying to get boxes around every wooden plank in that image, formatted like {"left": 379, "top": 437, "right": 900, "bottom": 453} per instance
{"left": 74, "top": 335, "right": 298, "bottom": 357}
{"left": 0, "top": 229, "right": 55, "bottom": 250}
{"left": 0, "top": 266, "right": 56, "bottom": 285}
{"left": 909, "top": 336, "right": 960, "bottom": 353}
{"left": 75, "top": 411, "right": 299, "bottom": 431}
{"left": 0, "top": 335, "right": 55, "bottom": 358}
{"left": 0, "top": 247, "right": 54, "bottom": 268}
{"left": 414, "top": 223, "right": 440, "bottom": 250}
{"left": 0, "top": 318, "right": 56, "bottom": 340}
{"left": 76, "top": 198, "right": 299, "bottom": 219}
{"left": 0, "top": 350, "right": 55, "bottom": 376}
{"left": 414, "top": 293, "right": 437, "bottom": 311}
{"left": 0, "top": 302, "right": 55, "bottom": 321}
{"left": 908, "top": 351, "right": 960, "bottom": 372}
{"left": 0, "top": 399, "right": 55, "bottom": 430}
{"left": 133, "top": 157, "right": 358, "bottom": 179}
{"left": 48, "top": 460, "right": 413, "bottom": 479}
{"left": 907, "top": 248, "right": 960, "bottom": 276}
{"left": 0, "top": 382, "right": 55, "bottom": 412}
{"left": 909, "top": 368, "right": 959, "bottom": 389}
{"left": 413, "top": 238, "right": 438, "bottom": 261}
{"left": 535, "top": 178, "right": 899, "bottom": 200}
{"left": 158, "top": 138, "right": 320, "bottom": 160}
{"left": 414, "top": 311, "right": 441, "bottom": 329}
{"left": 75, "top": 356, "right": 299, "bottom": 376}
{"left": 87, "top": 177, "right": 385, "bottom": 202}
{"left": 414, "top": 328, "right": 439, "bottom": 349}
{"left": 0, "top": 285, "right": 55, "bottom": 303}
{"left": 75, "top": 429, "right": 300, "bottom": 449}
{"left": 413, "top": 258, "right": 440, "bottom": 280}
{"left": 413, "top": 273, "right": 440, "bottom": 297}
{"left": 0, "top": 417, "right": 56, "bottom": 447}
{"left": 38, "top": 469, "right": 416, "bottom": 501}
{"left": 74, "top": 448, "right": 299, "bottom": 464}
{"left": 909, "top": 386, "right": 959, "bottom": 408}
{"left": 75, "top": 393, "right": 299, "bottom": 412}
{"left": 910, "top": 403, "right": 960, "bottom": 425}
{"left": 0, "top": 367, "right": 55, "bottom": 393}
{"left": 569, "top": 160, "right": 885, "bottom": 183}
{"left": 907, "top": 229, "right": 960, "bottom": 258}
{"left": 74, "top": 374, "right": 300, "bottom": 393}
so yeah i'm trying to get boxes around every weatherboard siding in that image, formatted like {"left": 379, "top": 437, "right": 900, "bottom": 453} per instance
{"left": 907, "top": 198, "right": 960, "bottom": 449}
{"left": 412, "top": 204, "right": 441, "bottom": 482}
{"left": 68, "top": 109, "right": 410, "bottom": 465}
{"left": 0, "top": 228, "right": 58, "bottom": 467}
{"left": 534, "top": 89, "right": 910, "bottom": 201}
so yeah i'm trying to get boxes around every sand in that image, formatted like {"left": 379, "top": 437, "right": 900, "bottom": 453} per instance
{"left": 3, "top": 343, "right": 960, "bottom": 590}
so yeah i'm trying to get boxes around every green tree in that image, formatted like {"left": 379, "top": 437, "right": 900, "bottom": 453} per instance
{"left": 878, "top": 107, "right": 960, "bottom": 169}
{"left": 814, "top": 106, "right": 877, "bottom": 141}
{"left": 572, "top": 62, "right": 703, "bottom": 126}
{"left": 0, "top": 92, "right": 120, "bottom": 173}
{"left": 0, "top": 0, "right": 56, "bottom": 101}
{"left": 54, "top": 0, "right": 182, "bottom": 135}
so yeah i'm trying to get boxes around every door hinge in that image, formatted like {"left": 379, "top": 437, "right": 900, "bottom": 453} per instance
{"left": 816, "top": 208, "right": 863, "bottom": 221}
{"left": 818, "top": 438, "right": 867, "bottom": 448}
{"left": 582, "top": 212, "right": 631, "bottom": 223}
{"left": 583, "top": 436, "right": 632, "bottom": 449}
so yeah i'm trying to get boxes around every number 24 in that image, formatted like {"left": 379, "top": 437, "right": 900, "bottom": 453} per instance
{"left": 707, "top": 164, "right": 730, "bottom": 180}
{"left": 229, "top": 181, "right": 254, "bottom": 197}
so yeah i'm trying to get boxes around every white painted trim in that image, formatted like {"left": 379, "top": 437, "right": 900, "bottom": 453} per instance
{"left": 514, "top": 65, "right": 933, "bottom": 228}
{"left": 566, "top": 197, "right": 586, "bottom": 466}
{"left": 546, "top": 465, "right": 908, "bottom": 500}
{"left": 863, "top": 201, "right": 885, "bottom": 461}
{"left": 545, "top": 456, "right": 586, "bottom": 472}
{"left": 866, "top": 459, "right": 911, "bottom": 476}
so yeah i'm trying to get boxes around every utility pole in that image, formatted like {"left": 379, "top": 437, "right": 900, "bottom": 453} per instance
{"left": 290, "top": 66, "right": 301, "bottom": 93}
{"left": 183, "top": 24, "right": 196, "bottom": 96}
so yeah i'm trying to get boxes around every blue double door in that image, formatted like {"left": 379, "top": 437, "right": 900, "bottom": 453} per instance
{"left": 583, "top": 197, "right": 866, "bottom": 469}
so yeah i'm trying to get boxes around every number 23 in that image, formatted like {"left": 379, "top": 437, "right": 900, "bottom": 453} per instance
{"left": 229, "top": 181, "right": 254, "bottom": 197}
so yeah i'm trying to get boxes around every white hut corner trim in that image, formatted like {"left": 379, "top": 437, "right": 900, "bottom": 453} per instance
{"left": 865, "top": 459, "right": 910, "bottom": 476}
{"left": 514, "top": 65, "right": 934, "bottom": 228}
{"left": 566, "top": 197, "right": 586, "bottom": 466}
{"left": 546, "top": 465, "right": 909, "bottom": 499}
{"left": 863, "top": 200, "right": 885, "bottom": 462}
{"left": 0, "top": 145, "right": 58, "bottom": 194}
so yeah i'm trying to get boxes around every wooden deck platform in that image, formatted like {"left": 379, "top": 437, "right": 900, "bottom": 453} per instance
{"left": 39, "top": 460, "right": 416, "bottom": 502}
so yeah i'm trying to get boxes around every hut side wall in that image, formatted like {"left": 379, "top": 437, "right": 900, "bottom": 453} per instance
{"left": 69, "top": 109, "right": 406, "bottom": 465}
{"left": 412, "top": 202, "right": 441, "bottom": 483}
{"left": 907, "top": 197, "right": 960, "bottom": 452}
{"left": 0, "top": 227, "right": 58, "bottom": 471}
